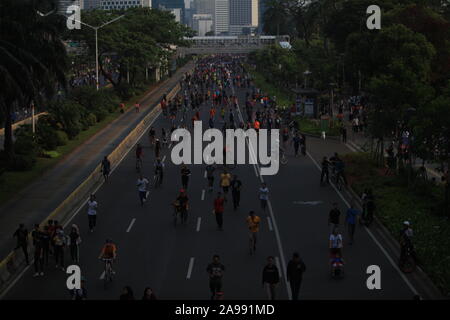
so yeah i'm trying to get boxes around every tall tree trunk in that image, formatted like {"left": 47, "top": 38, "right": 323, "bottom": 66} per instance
{"left": 2, "top": 103, "right": 13, "bottom": 159}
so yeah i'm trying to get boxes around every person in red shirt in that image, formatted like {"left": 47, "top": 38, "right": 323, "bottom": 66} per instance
{"left": 213, "top": 192, "right": 226, "bottom": 231}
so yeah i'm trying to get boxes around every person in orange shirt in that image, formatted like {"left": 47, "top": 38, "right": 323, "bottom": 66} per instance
{"left": 210, "top": 107, "right": 216, "bottom": 119}
{"left": 254, "top": 120, "right": 260, "bottom": 133}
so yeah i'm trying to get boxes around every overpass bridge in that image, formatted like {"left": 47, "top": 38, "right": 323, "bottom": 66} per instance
{"left": 178, "top": 35, "right": 290, "bottom": 55}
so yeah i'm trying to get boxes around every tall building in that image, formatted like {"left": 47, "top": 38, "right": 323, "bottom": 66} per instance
{"left": 153, "top": 0, "right": 185, "bottom": 23}
{"left": 195, "top": 0, "right": 215, "bottom": 16}
{"left": 214, "top": 0, "right": 229, "bottom": 35}
{"left": 58, "top": 0, "right": 84, "bottom": 14}
{"left": 100, "top": 0, "right": 151, "bottom": 10}
{"left": 192, "top": 14, "right": 213, "bottom": 36}
{"left": 258, "top": 0, "right": 266, "bottom": 33}
{"left": 229, "top": 0, "right": 258, "bottom": 35}
{"left": 83, "top": 0, "right": 102, "bottom": 9}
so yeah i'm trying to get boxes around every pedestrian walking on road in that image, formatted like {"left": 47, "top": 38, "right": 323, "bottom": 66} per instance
{"left": 13, "top": 223, "right": 29, "bottom": 265}
{"left": 33, "top": 229, "right": 44, "bottom": 277}
{"left": 262, "top": 256, "right": 280, "bottom": 300}
{"left": 213, "top": 192, "right": 226, "bottom": 230}
{"left": 287, "top": 253, "right": 306, "bottom": 301}
{"left": 181, "top": 164, "right": 191, "bottom": 189}
{"left": 329, "top": 228, "right": 343, "bottom": 256}
{"left": 247, "top": 211, "right": 260, "bottom": 254}
{"left": 328, "top": 202, "right": 341, "bottom": 234}
{"left": 142, "top": 287, "right": 157, "bottom": 300}
{"left": 69, "top": 224, "right": 81, "bottom": 263}
{"left": 120, "top": 286, "right": 135, "bottom": 300}
{"left": 341, "top": 126, "right": 347, "bottom": 143}
{"left": 231, "top": 175, "right": 242, "bottom": 210}
{"left": 53, "top": 229, "right": 67, "bottom": 271}
{"left": 87, "top": 194, "right": 98, "bottom": 232}
{"left": 41, "top": 226, "right": 51, "bottom": 266}
{"left": 300, "top": 134, "right": 306, "bottom": 156}
{"left": 220, "top": 169, "right": 232, "bottom": 198}
{"left": 101, "top": 156, "right": 111, "bottom": 182}
{"left": 345, "top": 203, "right": 361, "bottom": 245}
{"left": 292, "top": 133, "right": 301, "bottom": 157}
{"left": 259, "top": 183, "right": 269, "bottom": 212}
{"left": 206, "top": 163, "right": 216, "bottom": 192}
{"left": 137, "top": 175, "right": 149, "bottom": 206}
{"left": 207, "top": 255, "right": 225, "bottom": 300}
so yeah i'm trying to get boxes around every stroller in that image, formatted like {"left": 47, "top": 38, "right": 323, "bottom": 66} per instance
{"left": 330, "top": 250, "right": 345, "bottom": 279}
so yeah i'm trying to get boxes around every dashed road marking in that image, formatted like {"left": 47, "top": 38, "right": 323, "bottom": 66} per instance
{"left": 126, "top": 218, "right": 136, "bottom": 233}
{"left": 196, "top": 217, "right": 202, "bottom": 232}
{"left": 201, "top": 189, "right": 205, "bottom": 201}
{"left": 186, "top": 257, "right": 195, "bottom": 279}
{"left": 267, "top": 216, "right": 273, "bottom": 231}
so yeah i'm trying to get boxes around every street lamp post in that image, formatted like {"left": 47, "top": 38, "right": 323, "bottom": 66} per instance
{"left": 303, "top": 70, "right": 312, "bottom": 89}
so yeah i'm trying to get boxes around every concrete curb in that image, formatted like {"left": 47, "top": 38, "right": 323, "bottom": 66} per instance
{"left": 299, "top": 131, "right": 341, "bottom": 141}
{"left": 346, "top": 183, "right": 445, "bottom": 299}
{"left": 0, "top": 81, "right": 183, "bottom": 296}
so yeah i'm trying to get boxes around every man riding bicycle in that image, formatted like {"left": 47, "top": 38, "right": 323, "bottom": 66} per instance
{"left": 154, "top": 157, "right": 164, "bottom": 185}
{"left": 99, "top": 239, "right": 117, "bottom": 274}
{"left": 399, "top": 221, "right": 417, "bottom": 268}
{"left": 148, "top": 127, "right": 156, "bottom": 146}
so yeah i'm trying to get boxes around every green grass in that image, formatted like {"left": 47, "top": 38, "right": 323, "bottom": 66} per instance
{"left": 343, "top": 152, "right": 450, "bottom": 295}
{"left": 246, "top": 65, "right": 295, "bottom": 108}
{"left": 0, "top": 85, "right": 156, "bottom": 206}
{"left": 296, "top": 117, "right": 341, "bottom": 136}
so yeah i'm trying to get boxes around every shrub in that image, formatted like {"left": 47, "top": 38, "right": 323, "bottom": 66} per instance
{"left": 12, "top": 125, "right": 38, "bottom": 170}
{"left": 48, "top": 100, "right": 83, "bottom": 139}
{"left": 10, "top": 154, "right": 36, "bottom": 171}
{"left": 36, "top": 118, "right": 58, "bottom": 151}
{"left": 86, "top": 113, "right": 97, "bottom": 126}
{"left": 55, "top": 130, "right": 69, "bottom": 146}
{"left": 114, "top": 83, "right": 134, "bottom": 101}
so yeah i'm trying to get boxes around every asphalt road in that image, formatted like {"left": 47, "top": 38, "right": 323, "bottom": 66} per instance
{"left": 4, "top": 61, "right": 424, "bottom": 300}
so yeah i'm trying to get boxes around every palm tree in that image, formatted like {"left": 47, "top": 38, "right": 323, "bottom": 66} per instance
{"left": 0, "top": 0, "right": 68, "bottom": 159}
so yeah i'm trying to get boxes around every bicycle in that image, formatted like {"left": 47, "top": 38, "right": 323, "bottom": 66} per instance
{"left": 331, "top": 169, "right": 345, "bottom": 191}
{"left": 102, "top": 258, "right": 114, "bottom": 289}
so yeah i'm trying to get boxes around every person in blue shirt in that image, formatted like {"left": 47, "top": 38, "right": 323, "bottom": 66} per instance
{"left": 345, "top": 203, "right": 361, "bottom": 245}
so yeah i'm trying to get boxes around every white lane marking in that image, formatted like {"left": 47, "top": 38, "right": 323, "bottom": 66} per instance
{"left": 267, "top": 216, "right": 273, "bottom": 231}
{"left": 306, "top": 151, "right": 419, "bottom": 296}
{"left": 196, "top": 217, "right": 201, "bottom": 232}
{"left": 126, "top": 218, "right": 136, "bottom": 233}
{"left": 99, "top": 271, "right": 105, "bottom": 280}
{"left": 267, "top": 200, "right": 291, "bottom": 300}
{"left": 201, "top": 189, "right": 205, "bottom": 201}
{"left": 168, "top": 143, "right": 172, "bottom": 148}
{"left": 293, "top": 201, "right": 323, "bottom": 205}
{"left": 204, "top": 170, "right": 207, "bottom": 179}
{"left": 162, "top": 155, "right": 166, "bottom": 163}
{"left": 146, "top": 191, "right": 150, "bottom": 198}
{"left": 186, "top": 257, "right": 195, "bottom": 279}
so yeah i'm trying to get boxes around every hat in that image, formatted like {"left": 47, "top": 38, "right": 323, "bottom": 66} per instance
{"left": 403, "top": 221, "right": 410, "bottom": 226}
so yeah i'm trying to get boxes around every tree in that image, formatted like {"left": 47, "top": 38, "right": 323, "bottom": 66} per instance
{"left": 0, "top": 0, "right": 68, "bottom": 158}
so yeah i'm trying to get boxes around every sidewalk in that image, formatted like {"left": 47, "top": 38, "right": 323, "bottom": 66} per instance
{"left": 334, "top": 105, "right": 445, "bottom": 182}
{"left": 0, "top": 62, "right": 193, "bottom": 260}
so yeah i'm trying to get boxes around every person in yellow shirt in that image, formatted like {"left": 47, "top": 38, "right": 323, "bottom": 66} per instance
{"left": 246, "top": 211, "right": 261, "bottom": 254}
{"left": 220, "top": 169, "right": 232, "bottom": 197}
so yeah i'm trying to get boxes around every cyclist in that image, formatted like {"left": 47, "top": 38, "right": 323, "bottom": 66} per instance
{"left": 292, "top": 133, "right": 301, "bottom": 157}
{"left": 148, "top": 127, "right": 156, "bottom": 146}
{"left": 246, "top": 211, "right": 260, "bottom": 254}
{"left": 135, "top": 143, "right": 143, "bottom": 171}
{"left": 99, "top": 239, "right": 117, "bottom": 274}
{"left": 320, "top": 156, "right": 330, "bottom": 185}
{"left": 134, "top": 103, "right": 140, "bottom": 113}
{"left": 154, "top": 157, "right": 164, "bottom": 186}
{"left": 154, "top": 138, "right": 161, "bottom": 158}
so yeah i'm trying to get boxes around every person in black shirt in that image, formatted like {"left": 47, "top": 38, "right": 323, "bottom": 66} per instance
{"left": 101, "top": 156, "right": 111, "bottom": 182}
{"left": 207, "top": 255, "right": 225, "bottom": 300}
{"left": 180, "top": 164, "right": 191, "bottom": 189}
{"left": 119, "top": 286, "right": 135, "bottom": 300}
{"left": 286, "top": 252, "right": 306, "bottom": 300}
{"left": 262, "top": 256, "right": 280, "bottom": 300}
{"left": 320, "top": 156, "right": 330, "bottom": 185}
{"left": 13, "top": 223, "right": 29, "bottom": 265}
{"left": 329, "top": 202, "right": 341, "bottom": 234}
{"left": 230, "top": 175, "right": 242, "bottom": 210}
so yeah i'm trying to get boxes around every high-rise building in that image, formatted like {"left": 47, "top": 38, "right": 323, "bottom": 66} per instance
{"left": 194, "top": 0, "right": 215, "bottom": 16}
{"left": 258, "top": 0, "right": 266, "bottom": 33}
{"left": 153, "top": 0, "right": 185, "bottom": 23}
{"left": 229, "top": 0, "right": 258, "bottom": 35}
{"left": 100, "top": 0, "right": 151, "bottom": 10}
{"left": 58, "top": 0, "right": 84, "bottom": 14}
{"left": 214, "top": 0, "right": 229, "bottom": 35}
{"left": 83, "top": 0, "right": 102, "bottom": 9}
{"left": 192, "top": 14, "right": 213, "bottom": 36}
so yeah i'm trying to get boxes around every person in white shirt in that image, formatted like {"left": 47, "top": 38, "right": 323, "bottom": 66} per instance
{"left": 329, "top": 228, "right": 343, "bottom": 256}
{"left": 137, "top": 175, "right": 149, "bottom": 206}
{"left": 87, "top": 194, "right": 98, "bottom": 233}
{"left": 259, "top": 183, "right": 269, "bottom": 212}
